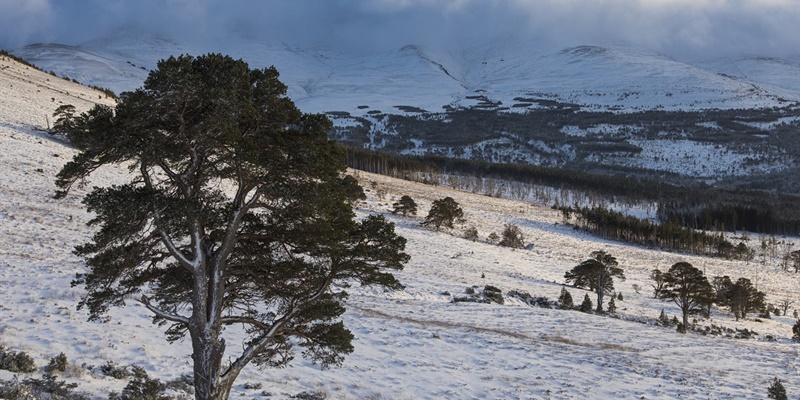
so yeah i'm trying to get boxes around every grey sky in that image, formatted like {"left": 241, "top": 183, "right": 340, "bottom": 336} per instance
{"left": 1, "top": 0, "right": 798, "bottom": 59}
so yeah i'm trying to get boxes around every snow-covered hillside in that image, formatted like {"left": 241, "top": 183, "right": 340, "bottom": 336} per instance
{"left": 12, "top": 32, "right": 800, "bottom": 115}
{"left": 1, "top": 54, "right": 800, "bottom": 399}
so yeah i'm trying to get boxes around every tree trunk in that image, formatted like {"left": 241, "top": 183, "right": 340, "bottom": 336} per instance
{"left": 596, "top": 290, "right": 604, "bottom": 313}
{"left": 681, "top": 307, "right": 689, "bottom": 328}
{"left": 191, "top": 328, "right": 231, "bottom": 400}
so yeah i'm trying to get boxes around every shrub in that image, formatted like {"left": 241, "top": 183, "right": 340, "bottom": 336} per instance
{"left": 292, "top": 391, "right": 328, "bottom": 400}
{"left": 508, "top": 290, "right": 555, "bottom": 308}
{"left": 483, "top": 285, "right": 504, "bottom": 305}
{"left": 0, "top": 345, "right": 37, "bottom": 373}
{"left": 0, "top": 374, "right": 87, "bottom": 400}
{"left": 109, "top": 366, "right": 169, "bottom": 400}
{"left": 45, "top": 353, "right": 68, "bottom": 374}
{"left": 165, "top": 374, "right": 194, "bottom": 396}
{"left": 100, "top": 360, "right": 131, "bottom": 379}
{"left": 792, "top": 320, "right": 800, "bottom": 342}
{"left": 463, "top": 226, "right": 479, "bottom": 241}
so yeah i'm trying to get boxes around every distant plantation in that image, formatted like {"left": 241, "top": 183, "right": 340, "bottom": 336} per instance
{"left": 345, "top": 147, "right": 800, "bottom": 237}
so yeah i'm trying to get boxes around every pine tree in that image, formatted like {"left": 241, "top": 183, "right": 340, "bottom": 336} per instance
{"left": 617, "top": 292, "right": 623, "bottom": 301}
{"left": 498, "top": 223, "right": 525, "bottom": 249}
{"left": 657, "top": 262, "right": 715, "bottom": 327}
{"left": 726, "top": 278, "right": 766, "bottom": 320}
{"left": 580, "top": 294, "right": 593, "bottom": 312}
{"left": 558, "top": 287, "right": 574, "bottom": 309}
{"left": 339, "top": 175, "right": 366, "bottom": 205}
{"left": 768, "top": 377, "right": 787, "bottom": 400}
{"left": 607, "top": 296, "right": 617, "bottom": 313}
{"left": 423, "top": 197, "right": 465, "bottom": 231}
{"left": 658, "top": 309, "right": 670, "bottom": 325}
{"left": 792, "top": 320, "right": 800, "bottom": 342}
{"left": 564, "top": 251, "right": 624, "bottom": 312}
{"left": 55, "top": 53, "right": 409, "bottom": 400}
{"left": 391, "top": 195, "right": 418, "bottom": 217}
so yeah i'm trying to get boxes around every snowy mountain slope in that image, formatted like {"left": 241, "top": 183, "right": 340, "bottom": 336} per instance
{"left": 2, "top": 55, "right": 800, "bottom": 399}
{"left": 697, "top": 55, "right": 800, "bottom": 100}
{"left": 11, "top": 33, "right": 800, "bottom": 115}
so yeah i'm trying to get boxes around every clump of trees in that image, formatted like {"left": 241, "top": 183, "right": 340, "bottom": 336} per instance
{"left": 54, "top": 53, "right": 409, "bottom": 399}
{"left": 711, "top": 276, "right": 766, "bottom": 321}
{"left": 564, "top": 251, "right": 624, "bottom": 312}
{"left": 652, "top": 265, "right": 768, "bottom": 324}
{"left": 559, "top": 206, "right": 759, "bottom": 261}
{"left": 423, "top": 197, "right": 465, "bottom": 231}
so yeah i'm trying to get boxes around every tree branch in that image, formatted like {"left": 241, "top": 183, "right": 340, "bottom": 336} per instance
{"left": 140, "top": 162, "right": 197, "bottom": 273}
{"left": 140, "top": 295, "right": 191, "bottom": 325}
{"left": 220, "top": 275, "right": 334, "bottom": 382}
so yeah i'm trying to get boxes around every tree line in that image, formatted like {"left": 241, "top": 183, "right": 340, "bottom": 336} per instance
{"left": 344, "top": 146, "right": 800, "bottom": 236}
{"left": 559, "top": 205, "right": 757, "bottom": 261}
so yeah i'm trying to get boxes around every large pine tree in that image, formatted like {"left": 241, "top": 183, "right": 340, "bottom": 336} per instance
{"left": 657, "top": 262, "right": 715, "bottom": 328}
{"left": 564, "top": 251, "right": 624, "bottom": 312}
{"left": 55, "top": 53, "right": 409, "bottom": 400}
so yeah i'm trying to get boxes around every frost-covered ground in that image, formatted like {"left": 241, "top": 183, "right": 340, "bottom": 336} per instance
{"left": 2, "top": 55, "right": 800, "bottom": 399}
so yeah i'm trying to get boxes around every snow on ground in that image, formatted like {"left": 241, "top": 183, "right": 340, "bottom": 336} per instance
{"left": 606, "top": 138, "right": 790, "bottom": 177}
{"left": 2, "top": 55, "right": 800, "bottom": 399}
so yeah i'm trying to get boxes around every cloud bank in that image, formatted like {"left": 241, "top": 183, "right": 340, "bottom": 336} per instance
{"left": 1, "top": 0, "right": 798, "bottom": 59}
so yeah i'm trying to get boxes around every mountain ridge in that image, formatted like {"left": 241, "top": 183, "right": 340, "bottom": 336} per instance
{"left": 11, "top": 33, "right": 800, "bottom": 115}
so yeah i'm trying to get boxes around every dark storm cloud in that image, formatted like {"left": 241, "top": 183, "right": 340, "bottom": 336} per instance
{"left": 1, "top": 0, "right": 798, "bottom": 58}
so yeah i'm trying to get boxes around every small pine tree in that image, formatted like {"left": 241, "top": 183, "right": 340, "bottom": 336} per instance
{"left": 422, "top": 196, "right": 464, "bottom": 231}
{"left": 792, "top": 320, "right": 800, "bottom": 342}
{"left": 617, "top": 292, "right": 623, "bottom": 301}
{"left": 498, "top": 223, "right": 525, "bottom": 249}
{"left": 391, "top": 195, "right": 418, "bottom": 217}
{"left": 558, "top": 287, "right": 574, "bottom": 309}
{"left": 768, "top": 377, "right": 787, "bottom": 400}
{"left": 794, "top": 309, "right": 798, "bottom": 319}
{"left": 659, "top": 309, "right": 670, "bottom": 325}
{"left": 607, "top": 296, "right": 617, "bottom": 313}
{"left": 579, "top": 294, "right": 593, "bottom": 312}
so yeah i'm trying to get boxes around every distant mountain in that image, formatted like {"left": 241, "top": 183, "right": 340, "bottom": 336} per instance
{"left": 11, "top": 32, "right": 800, "bottom": 191}
{"left": 13, "top": 32, "right": 800, "bottom": 115}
